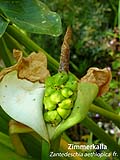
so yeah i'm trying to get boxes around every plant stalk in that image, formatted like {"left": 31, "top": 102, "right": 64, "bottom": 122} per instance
{"left": 0, "top": 38, "right": 12, "bottom": 67}
{"left": 90, "top": 104, "right": 120, "bottom": 128}
{"left": 49, "top": 136, "right": 61, "bottom": 160}
{"left": 93, "top": 97, "right": 114, "bottom": 112}
{"left": 118, "top": 0, "right": 120, "bottom": 31}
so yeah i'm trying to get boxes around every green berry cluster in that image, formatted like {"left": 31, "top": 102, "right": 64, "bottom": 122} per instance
{"left": 43, "top": 72, "right": 78, "bottom": 126}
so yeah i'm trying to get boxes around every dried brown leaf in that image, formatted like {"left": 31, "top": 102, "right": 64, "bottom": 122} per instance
{"left": 0, "top": 49, "right": 50, "bottom": 82}
{"left": 17, "top": 51, "right": 50, "bottom": 82}
{"left": 80, "top": 67, "right": 112, "bottom": 96}
{"left": 0, "top": 50, "right": 23, "bottom": 81}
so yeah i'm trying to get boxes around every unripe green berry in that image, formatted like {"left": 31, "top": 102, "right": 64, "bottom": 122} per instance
{"left": 58, "top": 98, "right": 73, "bottom": 109}
{"left": 65, "top": 73, "right": 78, "bottom": 91}
{"left": 65, "top": 80, "right": 77, "bottom": 91}
{"left": 45, "top": 86, "right": 56, "bottom": 97}
{"left": 44, "top": 110, "right": 61, "bottom": 126}
{"left": 53, "top": 71, "right": 68, "bottom": 87}
{"left": 45, "top": 76, "right": 54, "bottom": 86}
{"left": 57, "top": 107, "right": 71, "bottom": 119}
{"left": 50, "top": 90, "right": 64, "bottom": 104}
{"left": 61, "top": 87, "right": 73, "bottom": 98}
{"left": 44, "top": 97, "right": 56, "bottom": 110}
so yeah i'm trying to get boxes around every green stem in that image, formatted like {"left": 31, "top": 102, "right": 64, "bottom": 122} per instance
{"left": 93, "top": 97, "right": 114, "bottom": 112}
{"left": 118, "top": 0, "right": 120, "bottom": 30}
{"left": 3, "top": 32, "right": 28, "bottom": 56}
{"left": 0, "top": 38, "right": 12, "bottom": 67}
{"left": 70, "top": 61, "right": 81, "bottom": 74}
{"left": 109, "top": 0, "right": 117, "bottom": 14}
{"left": 90, "top": 104, "right": 120, "bottom": 128}
{"left": 50, "top": 137, "right": 61, "bottom": 152}
{"left": 6, "top": 25, "right": 59, "bottom": 71}
{"left": 82, "top": 117, "right": 120, "bottom": 158}
{"left": 108, "top": 0, "right": 118, "bottom": 26}
{"left": 41, "top": 140, "right": 50, "bottom": 160}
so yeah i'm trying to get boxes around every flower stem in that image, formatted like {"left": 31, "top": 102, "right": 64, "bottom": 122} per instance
{"left": 89, "top": 104, "right": 120, "bottom": 128}
{"left": 93, "top": 97, "right": 114, "bottom": 112}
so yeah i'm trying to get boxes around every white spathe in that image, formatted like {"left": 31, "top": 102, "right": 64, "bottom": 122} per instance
{"left": 0, "top": 71, "right": 49, "bottom": 141}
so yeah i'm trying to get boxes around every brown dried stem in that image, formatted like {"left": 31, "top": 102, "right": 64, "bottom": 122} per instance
{"left": 59, "top": 26, "right": 72, "bottom": 72}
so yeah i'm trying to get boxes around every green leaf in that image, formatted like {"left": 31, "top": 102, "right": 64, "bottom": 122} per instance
{"left": 0, "top": 15, "right": 9, "bottom": 37}
{"left": 0, "top": 0, "right": 62, "bottom": 36}
{"left": 0, "top": 71, "right": 49, "bottom": 142}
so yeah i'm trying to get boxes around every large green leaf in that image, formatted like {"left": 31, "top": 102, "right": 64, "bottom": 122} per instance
{"left": 0, "top": 15, "right": 9, "bottom": 37}
{"left": 0, "top": 0, "right": 62, "bottom": 36}
{"left": 0, "top": 71, "right": 49, "bottom": 142}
